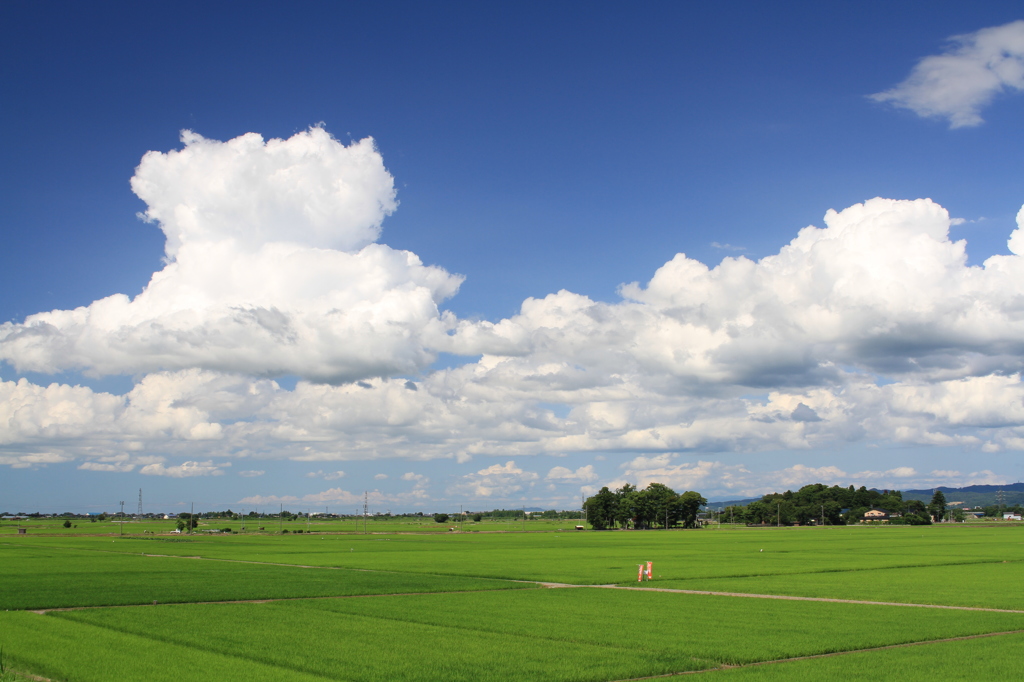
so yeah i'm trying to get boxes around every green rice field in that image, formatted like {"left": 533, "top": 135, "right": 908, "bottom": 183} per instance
{"left": 2, "top": 524, "right": 1023, "bottom": 680}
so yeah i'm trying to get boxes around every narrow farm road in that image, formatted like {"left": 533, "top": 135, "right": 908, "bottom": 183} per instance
{"left": 593, "top": 585, "right": 1024, "bottom": 614}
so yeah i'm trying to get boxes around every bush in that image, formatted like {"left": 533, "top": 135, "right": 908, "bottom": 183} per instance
{"left": 472, "top": 513, "right": 482, "bottom": 522}
{"left": 221, "top": 527, "right": 233, "bottom": 534}
{"left": 63, "top": 520, "right": 72, "bottom": 528}
{"left": 433, "top": 513, "right": 449, "bottom": 523}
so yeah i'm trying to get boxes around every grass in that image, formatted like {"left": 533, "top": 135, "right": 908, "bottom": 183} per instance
{"left": 4, "top": 524, "right": 1024, "bottom": 680}
{"left": 0, "top": 515, "right": 583, "bottom": 535}
{"left": 0, "top": 544, "right": 532, "bottom": 610}
{"left": 651, "top": 560, "right": 1024, "bottom": 610}
{"left": 0, "top": 611, "right": 329, "bottom": 682}
{"left": 712, "top": 631, "right": 1024, "bottom": 680}
{"left": 12, "top": 524, "right": 1024, "bottom": 585}
{"left": 8, "top": 589, "right": 1024, "bottom": 681}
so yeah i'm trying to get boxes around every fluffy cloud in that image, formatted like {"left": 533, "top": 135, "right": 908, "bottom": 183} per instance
{"left": 306, "top": 470, "right": 346, "bottom": 480}
{"left": 3, "top": 127, "right": 1024, "bottom": 488}
{"left": 133, "top": 128, "right": 396, "bottom": 257}
{"left": 0, "top": 128, "right": 462, "bottom": 383}
{"left": 140, "top": 460, "right": 225, "bottom": 477}
{"left": 449, "top": 198, "right": 1024, "bottom": 392}
{"left": 608, "top": 458, "right": 1005, "bottom": 499}
{"left": 871, "top": 20, "right": 1024, "bottom": 127}
{"left": 545, "top": 465, "right": 598, "bottom": 483}
{"left": 447, "top": 461, "right": 539, "bottom": 498}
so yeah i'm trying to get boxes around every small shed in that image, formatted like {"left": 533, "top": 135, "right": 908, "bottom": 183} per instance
{"left": 17, "top": 527, "right": 27, "bottom": 534}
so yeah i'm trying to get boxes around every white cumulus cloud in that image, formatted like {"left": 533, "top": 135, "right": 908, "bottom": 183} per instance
{"left": 0, "top": 127, "right": 462, "bottom": 384}
{"left": 447, "top": 460, "right": 539, "bottom": 498}
{"left": 871, "top": 20, "right": 1024, "bottom": 127}
{"left": 4, "top": 126, "right": 1024, "bottom": 485}
{"left": 140, "top": 460, "right": 225, "bottom": 477}
{"left": 546, "top": 465, "right": 598, "bottom": 483}
{"left": 306, "top": 470, "right": 346, "bottom": 480}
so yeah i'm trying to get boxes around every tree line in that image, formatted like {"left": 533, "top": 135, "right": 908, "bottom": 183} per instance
{"left": 583, "top": 483, "right": 707, "bottom": 529}
{"left": 720, "top": 484, "right": 949, "bottom": 526}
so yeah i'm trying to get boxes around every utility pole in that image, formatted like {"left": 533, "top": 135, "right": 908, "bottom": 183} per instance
{"left": 119, "top": 500, "right": 124, "bottom": 535}
{"left": 279, "top": 503, "right": 283, "bottom": 534}
{"left": 522, "top": 506, "right": 526, "bottom": 531}
{"left": 363, "top": 492, "right": 368, "bottom": 534}
{"left": 821, "top": 505, "right": 825, "bottom": 527}
{"left": 307, "top": 509, "right": 310, "bottom": 533}
{"left": 137, "top": 488, "right": 143, "bottom": 520}
{"left": 777, "top": 503, "right": 780, "bottom": 528}
{"left": 190, "top": 502, "right": 194, "bottom": 535}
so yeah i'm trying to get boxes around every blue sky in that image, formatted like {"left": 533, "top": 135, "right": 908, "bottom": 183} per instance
{"left": 2, "top": 1, "right": 1024, "bottom": 514}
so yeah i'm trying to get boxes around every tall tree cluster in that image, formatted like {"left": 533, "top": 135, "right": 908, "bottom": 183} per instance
{"left": 584, "top": 483, "right": 707, "bottom": 530}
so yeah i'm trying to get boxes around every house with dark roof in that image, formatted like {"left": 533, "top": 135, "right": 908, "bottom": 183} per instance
{"left": 861, "top": 508, "right": 890, "bottom": 522}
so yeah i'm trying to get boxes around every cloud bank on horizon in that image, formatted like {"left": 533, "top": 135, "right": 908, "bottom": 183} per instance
{"left": 1, "top": 121, "right": 1023, "bottom": 502}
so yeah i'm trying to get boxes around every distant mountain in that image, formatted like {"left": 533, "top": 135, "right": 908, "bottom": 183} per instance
{"left": 900, "top": 482, "right": 1024, "bottom": 508}
{"left": 706, "top": 497, "right": 760, "bottom": 508}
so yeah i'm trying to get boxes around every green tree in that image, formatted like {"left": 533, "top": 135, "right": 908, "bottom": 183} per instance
{"left": 63, "top": 519, "right": 72, "bottom": 528}
{"left": 821, "top": 500, "right": 843, "bottom": 525}
{"left": 903, "top": 499, "right": 932, "bottom": 525}
{"left": 639, "top": 483, "right": 677, "bottom": 528}
{"left": 673, "top": 491, "right": 707, "bottom": 529}
{"left": 433, "top": 513, "right": 449, "bottom": 524}
{"left": 583, "top": 487, "right": 618, "bottom": 530}
{"left": 471, "top": 513, "right": 482, "bottom": 522}
{"left": 929, "top": 490, "right": 947, "bottom": 522}
{"left": 744, "top": 500, "right": 773, "bottom": 525}
{"left": 614, "top": 484, "right": 640, "bottom": 529}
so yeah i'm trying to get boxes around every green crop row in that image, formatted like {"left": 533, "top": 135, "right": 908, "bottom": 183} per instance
{"left": 0, "top": 544, "right": 532, "bottom": 610}
{"left": 10, "top": 524, "right": 1023, "bottom": 586}
{"left": 7, "top": 588, "right": 1024, "bottom": 681}
{"left": 713, "top": 631, "right": 1024, "bottom": 680}
{"left": 650, "top": 560, "right": 1024, "bottom": 610}
{"left": 278, "top": 588, "right": 1024, "bottom": 666}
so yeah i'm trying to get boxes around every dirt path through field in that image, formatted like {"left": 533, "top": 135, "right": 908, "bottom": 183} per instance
{"left": 608, "top": 628, "right": 1024, "bottom": 679}
{"left": 589, "top": 584, "right": 1024, "bottom": 614}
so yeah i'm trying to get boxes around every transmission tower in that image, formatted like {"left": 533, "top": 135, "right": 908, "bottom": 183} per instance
{"left": 997, "top": 489, "right": 1006, "bottom": 509}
